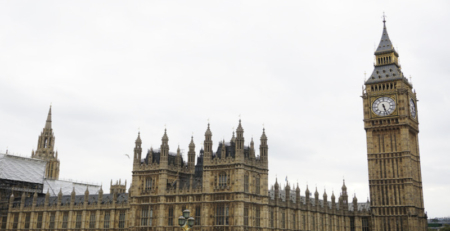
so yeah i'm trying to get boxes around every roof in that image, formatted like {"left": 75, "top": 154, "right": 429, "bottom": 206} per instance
{"left": 375, "top": 22, "right": 397, "bottom": 55}
{"left": 0, "top": 153, "right": 46, "bottom": 184}
{"left": 365, "top": 64, "right": 406, "bottom": 84}
{"left": 43, "top": 179, "right": 101, "bottom": 196}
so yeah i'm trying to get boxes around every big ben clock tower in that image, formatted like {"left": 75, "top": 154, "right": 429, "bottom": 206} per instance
{"left": 362, "top": 18, "right": 427, "bottom": 231}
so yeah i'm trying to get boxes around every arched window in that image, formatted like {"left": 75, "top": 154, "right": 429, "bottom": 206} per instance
{"left": 219, "top": 172, "right": 227, "bottom": 187}
{"left": 145, "top": 178, "right": 153, "bottom": 191}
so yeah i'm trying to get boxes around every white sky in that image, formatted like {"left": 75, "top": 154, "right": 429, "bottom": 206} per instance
{"left": 1, "top": 0, "right": 449, "bottom": 217}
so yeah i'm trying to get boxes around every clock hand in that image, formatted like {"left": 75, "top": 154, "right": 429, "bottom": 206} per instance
{"left": 382, "top": 104, "right": 387, "bottom": 112}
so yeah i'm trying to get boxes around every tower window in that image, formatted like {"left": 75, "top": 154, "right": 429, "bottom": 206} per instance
{"left": 219, "top": 172, "right": 227, "bottom": 187}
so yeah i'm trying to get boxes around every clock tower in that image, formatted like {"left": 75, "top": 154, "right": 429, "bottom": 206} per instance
{"left": 362, "top": 18, "right": 427, "bottom": 231}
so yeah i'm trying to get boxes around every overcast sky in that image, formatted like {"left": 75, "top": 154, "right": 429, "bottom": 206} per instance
{"left": 1, "top": 0, "right": 449, "bottom": 217}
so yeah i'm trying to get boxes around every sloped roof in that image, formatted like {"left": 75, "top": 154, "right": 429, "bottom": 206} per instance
{"left": 0, "top": 153, "right": 46, "bottom": 184}
{"left": 43, "top": 179, "right": 100, "bottom": 196}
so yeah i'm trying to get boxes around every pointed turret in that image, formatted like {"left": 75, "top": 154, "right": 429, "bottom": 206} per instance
{"left": 235, "top": 120, "right": 244, "bottom": 150}
{"left": 305, "top": 185, "right": 311, "bottom": 205}
{"left": 323, "top": 189, "right": 328, "bottom": 203}
{"left": 84, "top": 187, "right": 89, "bottom": 202}
{"left": 45, "top": 106, "right": 52, "bottom": 129}
{"left": 250, "top": 138, "right": 255, "bottom": 158}
{"left": 45, "top": 189, "right": 50, "bottom": 206}
{"left": 331, "top": 191, "right": 336, "bottom": 210}
{"left": 314, "top": 187, "right": 319, "bottom": 206}
{"left": 295, "top": 183, "right": 301, "bottom": 206}
{"left": 274, "top": 178, "right": 280, "bottom": 201}
{"left": 203, "top": 124, "right": 213, "bottom": 158}
{"left": 34, "top": 105, "right": 60, "bottom": 179}
{"left": 160, "top": 129, "right": 169, "bottom": 167}
{"left": 341, "top": 180, "right": 349, "bottom": 209}
{"left": 259, "top": 128, "right": 268, "bottom": 163}
{"left": 230, "top": 130, "right": 235, "bottom": 143}
{"left": 98, "top": 185, "right": 103, "bottom": 203}
{"left": 188, "top": 136, "right": 195, "bottom": 171}
{"left": 366, "top": 18, "right": 406, "bottom": 85}
{"left": 353, "top": 194, "right": 358, "bottom": 212}
{"left": 176, "top": 145, "right": 181, "bottom": 167}
{"left": 69, "top": 187, "right": 75, "bottom": 203}
{"left": 133, "top": 132, "right": 142, "bottom": 166}
{"left": 375, "top": 18, "right": 396, "bottom": 55}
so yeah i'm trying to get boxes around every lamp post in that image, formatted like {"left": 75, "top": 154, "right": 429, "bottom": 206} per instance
{"left": 178, "top": 209, "right": 195, "bottom": 231}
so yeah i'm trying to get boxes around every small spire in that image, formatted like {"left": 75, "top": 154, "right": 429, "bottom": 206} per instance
{"left": 135, "top": 132, "right": 142, "bottom": 144}
{"left": 205, "top": 123, "right": 212, "bottom": 136}
{"left": 342, "top": 179, "right": 347, "bottom": 191}
{"left": 260, "top": 128, "right": 267, "bottom": 140}
{"left": 375, "top": 14, "right": 395, "bottom": 55}
{"left": 45, "top": 105, "right": 52, "bottom": 129}
{"left": 189, "top": 136, "right": 195, "bottom": 148}
{"left": 162, "top": 128, "right": 168, "bottom": 142}
{"left": 237, "top": 119, "right": 243, "bottom": 132}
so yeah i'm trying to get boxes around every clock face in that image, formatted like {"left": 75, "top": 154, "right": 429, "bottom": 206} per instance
{"left": 372, "top": 97, "right": 396, "bottom": 116}
{"left": 410, "top": 98, "right": 416, "bottom": 118}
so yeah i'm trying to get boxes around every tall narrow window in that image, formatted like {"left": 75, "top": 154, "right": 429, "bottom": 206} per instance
{"left": 49, "top": 212, "right": 56, "bottom": 230}
{"left": 62, "top": 212, "right": 69, "bottom": 228}
{"left": 37, "top": 213, "right": 43, "bottom": 229}
{"left": 292, "top": 212, "right": 295, "bottom": 229}
{"left": 119, "top": 211, "right": 126, "bottom": 229}
{"left": 76, "top": 212, "right": 82, "bottom": 229}
{"left": 312, "top": 215, "right": 315, "bottom": 231}
{"left": 104, "top": 211, "right": 110, "bottom": 229}
{"left": 350, "top": 217, "right": 355, "bottom": 231}
{"left": 337, "top": 217, "right": 340, "bottom": 230}
{"left": 270, "top": 207, "right": 274, "bottom": 228}
{"left": 322, "top": 215, "right": 324, "bottom": 230}
{"left": 90, "top": 212, "right": 96, "bottom": 228}
{"left": 219, "top": 172, "right": 227, "bottom": 187}
{"left": 362, "top": 217, "right": 369, "bottom": 231}
{"left": 168, "top": 206, "right": 174, "bottom": 226}
{"left": 12, "top": 214, "right": 18, "bottom": 229}
{"left": 244, "top": 205, "right": 249, "bottom": 226}
{"left": 303, "top": 215, "right": 306, "bottom": 230}
{"left": 244, "top": 174, "right": 249, "bottom": 193}
{"left": 24, "top": 213, "right": 30, "bottom": 229}
{"left": 281, "top": 210, "right": 285, "bottom": 229}
{"left": 329, "top": 216, "right": 332, "bottom": 231}
{"left": 149, "top": 207, "right": 153, "bottom": 226}
{"left": 215, "top": 203, "right": 229, "bottom": 225}
{"left": 195, "top": 206, "right": 201, "bottom": 225}
{"left": 255, "top": 175, "right": 260, "bottom": 194}
{"left": 141, "top": 206, "right": 149, "bottom": 226}
{"left": 255, "top": 206, "right": 260, "bottom": 227}
{"left": 145, "top": 178, "right": 153, "bottom": 191}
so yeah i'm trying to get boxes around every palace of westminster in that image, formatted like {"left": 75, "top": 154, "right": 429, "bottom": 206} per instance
{"left": 0, "top": 20, "right": 427, "bottom": 231}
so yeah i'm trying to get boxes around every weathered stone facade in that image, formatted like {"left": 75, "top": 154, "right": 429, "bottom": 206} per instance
{"left": 362, "top": 19, "right": 427, "bottom": 231}
{"left": 4, "top": 20, "right": 426, "bottom": 231}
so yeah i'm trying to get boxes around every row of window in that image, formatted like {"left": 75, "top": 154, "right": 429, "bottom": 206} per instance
{"left": 140, "top": 206, "right": 201, "bottom": 227}
{"left": 244, "top": 173, "right": 261, "bottom": 194}
{"left": 267, "top": 208, "right": 369, "bottom": 231}
{"left": 11, "top": 210, "right": 125, "bottom": 230}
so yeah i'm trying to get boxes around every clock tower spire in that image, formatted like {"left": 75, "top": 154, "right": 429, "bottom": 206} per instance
{"left": 362, "top": 19, "right": 426, "bottom": 231}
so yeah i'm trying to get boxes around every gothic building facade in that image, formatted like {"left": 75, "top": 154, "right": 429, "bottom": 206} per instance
{"left": 4, "top": 20, "right": 427, "bottom": 231}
